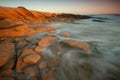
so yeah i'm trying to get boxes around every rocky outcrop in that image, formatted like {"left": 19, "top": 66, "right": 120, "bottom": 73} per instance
{"left": 0, "top": 24, "right": 58, "bottom": 38}
{"left": 0, "top": 6, "right": 91, "bottom": 30}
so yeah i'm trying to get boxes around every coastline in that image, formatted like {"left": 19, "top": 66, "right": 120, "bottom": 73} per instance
{"left": 0, "top": 6, "right": 91, "bottom": 80}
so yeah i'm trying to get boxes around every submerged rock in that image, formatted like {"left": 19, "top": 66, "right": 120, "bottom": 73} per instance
{"left": 60, "top": 39, "right": 90, "bottom": 52}
{"left": 24, "top": 65, "right": 39, "bottom": 79}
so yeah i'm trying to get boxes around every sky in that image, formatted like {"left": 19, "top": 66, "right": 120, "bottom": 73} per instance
{"left": 0, "top": 0, "right": 120, "bottom": 14}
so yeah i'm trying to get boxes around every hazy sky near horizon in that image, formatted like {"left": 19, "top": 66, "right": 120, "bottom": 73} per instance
{"left": 0, "top": 0, "right": 120, "bottom": 14}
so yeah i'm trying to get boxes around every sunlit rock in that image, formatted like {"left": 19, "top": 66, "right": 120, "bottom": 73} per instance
{"left": 16, "top": 49, "right": 36, "bottom": 72}
{"left": 23, "top": 54, "right": 40, "bottom": 64}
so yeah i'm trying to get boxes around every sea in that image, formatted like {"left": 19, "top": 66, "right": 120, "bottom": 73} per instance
{"left": 48, "top": 14, "right": 120, "bottom": 80}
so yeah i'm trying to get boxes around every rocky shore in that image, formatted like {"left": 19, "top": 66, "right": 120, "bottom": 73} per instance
{"left": 0, "top": 30, "right": 91, "bottom": 80}
{"left": 0, "top": 6, "right": 92, "bottom": 80}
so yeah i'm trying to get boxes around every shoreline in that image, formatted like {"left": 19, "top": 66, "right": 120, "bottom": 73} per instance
{"left": 0, "top": 6, "right": 92, "bottom": 80}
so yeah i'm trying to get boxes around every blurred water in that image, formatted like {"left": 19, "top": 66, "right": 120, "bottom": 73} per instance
{"left": 52, "top": 14, "right": 120, "bottom": 53}
{"left": 44, "top": 14, "right": 120, "bottom": 80}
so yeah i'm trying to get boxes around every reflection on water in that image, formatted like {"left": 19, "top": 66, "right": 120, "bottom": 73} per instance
{"left": 43, "top": 15, "right": 120, "bottom": 80}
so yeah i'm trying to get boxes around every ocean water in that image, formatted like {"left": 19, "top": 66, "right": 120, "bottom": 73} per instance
{"left": 44, "top": 14, "right": 120, "bottom": 80}
{"left": 53, "top": 14, "right": 120, "bottom": 55}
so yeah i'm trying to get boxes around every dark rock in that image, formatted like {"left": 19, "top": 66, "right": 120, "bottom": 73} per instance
{"left": 92, "top": 19, "right": 105, "bottom": 22}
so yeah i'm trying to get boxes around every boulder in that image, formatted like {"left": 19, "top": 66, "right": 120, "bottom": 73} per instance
{"left": 0, "top": 42, "right": 15, "bottom": 67}
{"left": 16, "top": 49, "right": 36, "bottom": 72}
{"left": 23, "top": 54, "right": 40, "bottom": 64}
{"left": 60, "top": 39, "right": 90, "bottom": 52}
